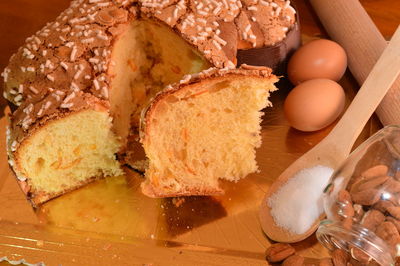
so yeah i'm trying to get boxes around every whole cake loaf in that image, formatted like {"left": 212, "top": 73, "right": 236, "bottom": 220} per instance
{"left": 2, "top": 0, "right": 294, "bottom": 206}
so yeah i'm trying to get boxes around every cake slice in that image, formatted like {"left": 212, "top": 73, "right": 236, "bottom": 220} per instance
{"left": 140, "top": 65, "right": 278, "bottom": 197}
{"left": 6, "top": 93, "right": 123, "bottom": 205}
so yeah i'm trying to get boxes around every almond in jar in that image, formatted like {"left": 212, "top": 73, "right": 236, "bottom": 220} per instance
{"left": 317, "top": 125, "right": 400, "bottom": 265}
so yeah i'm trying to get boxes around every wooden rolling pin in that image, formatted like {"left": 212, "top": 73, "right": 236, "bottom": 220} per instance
{"left": 309, "top": 0, "right": 400, "bottom": 126}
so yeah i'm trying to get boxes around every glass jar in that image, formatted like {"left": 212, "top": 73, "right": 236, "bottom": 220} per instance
{"left": 317, "top": 125, "right": 400, "bottom": 265}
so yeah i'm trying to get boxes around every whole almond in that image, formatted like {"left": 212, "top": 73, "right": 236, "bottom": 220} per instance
{"left": 351, "top": 189, "right": 381, "bottom": 206}
{"left": 375, "top": 221, "right": 400, "bottom": 247}
{"left": 331, "top": 249, "right": 349, "bottom": 266}
{"left": 282, "top": 254, "right": 304, "bottom": 266}
{"left": 361, "top": 165, "right": 388, "bottom": 179}
{"left": 361, "top": 210, "right": 385, "bottom": 231}
{"left": 387, "top": 206, "right": 400, "bottom": 220}
{"left": 109, "top": 8, "right": 128, "bottom": 22}
{"left": 265, "top": 243, "right": 295, "bottom": 263}
{"left": 354, "top": 175, "right": 389, "bottom": 192}
{"left": 338, "top": 190, "right": 352, "bottom": 204}
{"left": 337, "top": 190, "right": 355, "bottom": 218}
{"left": 96, "top": 9, "right": 115, "bottom": 26}
{"left": 373, "top": 200, "right": 395, "bottom": 213}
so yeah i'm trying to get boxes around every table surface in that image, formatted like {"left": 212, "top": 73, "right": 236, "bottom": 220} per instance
{"left": 0, "top": 1, "right": 399, "bottom": 265}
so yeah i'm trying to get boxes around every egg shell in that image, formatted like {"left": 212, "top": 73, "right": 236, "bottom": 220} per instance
{"left": 287, "top": 39, "right": 347, "bottom": 85}
{"left": 284, "top": 79, "right": 346, "bottom": 132}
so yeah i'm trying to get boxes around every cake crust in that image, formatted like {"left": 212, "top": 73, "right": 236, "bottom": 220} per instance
{"left": 14, "top": 171, "right": 100, "bottom": 208}
{"left": 141, "top": 181, "right": 224, "bottom": 198}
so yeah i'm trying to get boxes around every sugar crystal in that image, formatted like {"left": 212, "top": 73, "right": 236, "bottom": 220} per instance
{"left": 268, "top": 165, "right": 333, "bottom": 234}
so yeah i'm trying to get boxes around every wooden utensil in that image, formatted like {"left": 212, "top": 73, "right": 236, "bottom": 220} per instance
{"left": 260, "top": 26, "right": 400, "bottom": 243}
{"left": 309, "top": 0, "right": 400, "bottom": 126}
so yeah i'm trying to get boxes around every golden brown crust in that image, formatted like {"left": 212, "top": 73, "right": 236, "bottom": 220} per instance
{"left": 140, "top": 0, "right": 296, "bottom": 66}
{"left": 29, "top": 175, "right": 101, "bottom": 207}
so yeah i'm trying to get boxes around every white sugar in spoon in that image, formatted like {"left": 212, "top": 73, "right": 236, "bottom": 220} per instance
{"left": 260, "top": 26, "right": 400, "bottom": 243}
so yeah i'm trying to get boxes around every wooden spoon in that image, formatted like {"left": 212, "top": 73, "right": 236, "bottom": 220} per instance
{"left": 260, "top": 26, "right": 400, "bottom": 243}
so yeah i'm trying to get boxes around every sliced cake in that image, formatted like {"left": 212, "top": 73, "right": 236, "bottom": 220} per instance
{"left": 2, "top": 0, "right": 294, "bottom": 205}
{"left": 141, "top": 65, "right": 278, "bottom": 197}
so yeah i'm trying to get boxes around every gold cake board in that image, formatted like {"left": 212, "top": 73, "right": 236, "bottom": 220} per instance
{"left": 0, "top": 72, "right": 381, "bottom": 265}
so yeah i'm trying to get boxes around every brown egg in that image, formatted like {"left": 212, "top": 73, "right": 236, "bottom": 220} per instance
{"left": 284, "top": 79, "right": 345, "bottom": 132}
{"left": 288, "top": 39, "right": 347, "bottom": 85}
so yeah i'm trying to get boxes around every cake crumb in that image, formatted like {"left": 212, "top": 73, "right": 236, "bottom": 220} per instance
{"left": 172, "top": 197, "right": 185, "bottom": 207}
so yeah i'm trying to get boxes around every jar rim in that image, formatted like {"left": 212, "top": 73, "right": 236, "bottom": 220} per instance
{"left": 349, "top": 125, "right": 400, "bottom": 157}
{"left": 317, "top": 220, "right": 395, "bottom": 265}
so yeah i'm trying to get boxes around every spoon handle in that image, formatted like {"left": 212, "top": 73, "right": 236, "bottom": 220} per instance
{"left": 326, "top": 26, "right": 400, "bottom": 156}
